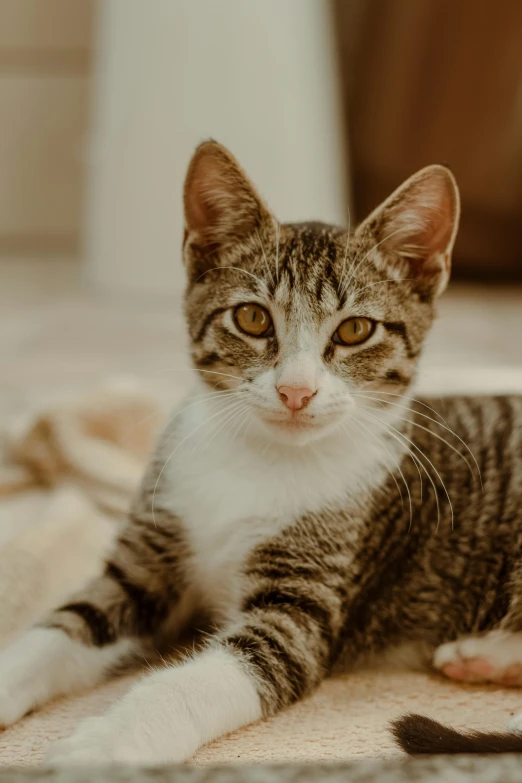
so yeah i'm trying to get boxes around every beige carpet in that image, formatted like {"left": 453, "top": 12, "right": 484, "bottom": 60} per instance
{"left": 1, "top": 667, "right": 521, "bottom": 766}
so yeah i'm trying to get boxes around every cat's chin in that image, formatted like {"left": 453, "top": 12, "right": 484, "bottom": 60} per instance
{"left": 254, "top": 413, "right": 341, "bottom": 446}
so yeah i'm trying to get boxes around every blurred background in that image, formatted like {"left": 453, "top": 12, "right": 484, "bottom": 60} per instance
{"left": 1, "top": 0, "right": 522, "bottom": 409}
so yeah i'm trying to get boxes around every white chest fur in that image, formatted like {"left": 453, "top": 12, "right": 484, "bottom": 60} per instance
{"left": 155, "top": 394, "right": 395, "bottom": 611}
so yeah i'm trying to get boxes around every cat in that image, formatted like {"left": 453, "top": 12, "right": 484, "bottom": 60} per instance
{"left": 0, "top": 140, "right": 521, "bottom": 763}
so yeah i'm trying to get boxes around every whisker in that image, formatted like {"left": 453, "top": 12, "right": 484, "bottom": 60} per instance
{"left": 351, "top": 226, "right": 410, "bottom": 280}
{"left": 343, "top": 227, "right": 410, "bottom": 296}
{"left": 151, "top": 397, "right": 244, "bottom": 526}
{"left": 340, "top": 221, "right": 369, "bottom": 297}
{"left": 351, "top": 416, "right": 412, "bottom": 524}
{"left": 340, "top": 205, "right": 352, "bottom": 274}
{"left": 157, "top": 367, "right": 244, "bottom": 385}
{"left": 273, "top": 218, "right": 280, "bottom": 283}
{"left": 352, "top": 390, "right": 449, "bottom": 425}
{"left": 119, "top": 388, "right": 239, "bottom": 447}
{"left": 256, "top": 229, "right": 276, "bottom": 290}
{"left": 194, "top": 265, "right": 269, "bottom": 294}
{"left": 159, "top": 390, "right": 243, "bottom": 448}
{"left": 351, "top": 278, "right": 413, "bottom": 299}
{"left": 227, "top": 405, "right": 253, "bottom": 449}
{"left": 353, "top": 392, "right": 481, "bottom": 486}
{"left": 359, "top": 408, "right": 428, "bottom": 512}
{"left": 361, "top": 407, "right": 453, "bottom": 530}
{"left": 190, "top": 399, "right": 249, "bottom": 456}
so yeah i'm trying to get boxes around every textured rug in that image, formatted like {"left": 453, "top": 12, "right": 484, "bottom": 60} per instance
{"left": 1, "top": 667, "right": 521, "bottom": 766}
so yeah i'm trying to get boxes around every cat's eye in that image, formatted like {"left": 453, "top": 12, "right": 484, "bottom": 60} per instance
{"left": 333, "top": 317, "right": 375, "bottom": 346}
{"left": 234, "top": 304, "right": 273, "bottom": 337}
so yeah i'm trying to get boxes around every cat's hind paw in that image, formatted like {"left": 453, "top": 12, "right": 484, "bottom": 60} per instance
{"left": 434, "top": 632, "right": 522, "bottom": 686}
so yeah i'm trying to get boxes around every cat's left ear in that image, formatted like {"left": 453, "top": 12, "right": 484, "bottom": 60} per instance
{"left": 183, "top": 140, "right": 273, "bottom": 267}
{"left": 355, "top": 165, "right": 460, "bottom": 297}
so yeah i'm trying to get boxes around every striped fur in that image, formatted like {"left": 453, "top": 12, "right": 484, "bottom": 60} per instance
{"left": 1, "top": 142, "right": 521, "bottom": 764}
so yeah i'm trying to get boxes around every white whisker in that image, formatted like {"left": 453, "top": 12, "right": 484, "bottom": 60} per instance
{"left": 361, "top": 407, "right": 453, "bottom": 530}
{"left": 351, "top": 278, "right": 413, "bottom": 299}
{"left": 256, "top": 229, "right": 276, "bottom": 290}
{"left": 194, "top": 265, "right": 269, "bottom": 294}
{"left": 353, "top": 390, "right": 449, "bottom": 425}
{"left": 352, "top": 392, "right": 481, "bottom": 486}
{"left": 158, "top": 367, "right": 244, "bottom": 385}
{"left": 351, "top": 415, "right": 413, "bottom": 527}
{"left": 160, "top": 390, "right": 242, "bottom": 448}
{"left": 190, "top": 399, "right": 249, "bottom": 457}
{"left": 342, "top": 227, "right": 410, "bottom": 297}
{"left": 151, "top": 397, "right": 245, "bottom": 527}
{"left": 273, "top": 218, "right": 280, "bottom": 283}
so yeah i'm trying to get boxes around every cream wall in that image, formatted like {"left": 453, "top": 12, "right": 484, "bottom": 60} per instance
{"left": 85, "top": 0, "right": 350, "bottom": 298}
{"left": 0, "top": 0, "right": 93, "bottom": 255}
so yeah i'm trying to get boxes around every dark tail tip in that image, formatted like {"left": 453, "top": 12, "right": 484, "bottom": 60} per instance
{"left": 391, "top": 713, "right": 522, "bottom": 755}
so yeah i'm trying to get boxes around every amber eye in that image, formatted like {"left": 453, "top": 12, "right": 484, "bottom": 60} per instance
{"left": 333, "top": 317, "right": 375, "bottom": 346}
{"left": 234, "top": 304, "right": 273, "bottom": 337}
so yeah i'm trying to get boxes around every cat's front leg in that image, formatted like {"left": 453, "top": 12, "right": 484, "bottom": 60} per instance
{"left": 0, "top": 505, "right": 187, "bottom": 727}
{"left": 47, "top": 532, "right": 347, "bottom": 764}
{"left": 0, "top": 628, "right": 133, "bottom": 729}
{"left": 46, "top": 646, "right": 260, "bottom": 765}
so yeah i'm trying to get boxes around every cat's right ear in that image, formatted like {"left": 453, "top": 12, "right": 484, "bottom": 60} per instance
{"left": 355, "top": 165, "right": 460, "bottom": 298}
{"left": 183, "top": 141, "right": 272, "bottom": 270}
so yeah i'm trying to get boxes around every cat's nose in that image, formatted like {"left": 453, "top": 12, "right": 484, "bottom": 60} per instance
{"left": 277, "top": 386, "right": 316, "bottom": 412}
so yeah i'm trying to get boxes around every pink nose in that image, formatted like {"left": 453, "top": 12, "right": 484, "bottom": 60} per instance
{"left": 277, "top": 386, "right": 316, "bottom": 412}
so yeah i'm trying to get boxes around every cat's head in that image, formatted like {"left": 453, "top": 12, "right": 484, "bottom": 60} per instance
{"left": 182, "top": 141, "right": 459, "bottom": 446}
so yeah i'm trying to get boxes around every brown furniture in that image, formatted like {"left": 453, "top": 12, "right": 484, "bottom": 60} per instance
{"left": 334, "top": 0, "right": 522, "bottom": 281}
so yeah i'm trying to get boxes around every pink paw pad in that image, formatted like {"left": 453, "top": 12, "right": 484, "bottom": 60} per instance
{"left": 442, "top": 657, "right": 493, "bottom": 682}
{"left": 442, "top": 658, "right": 522, "bottom": 686}
{"left": 499, "top": 664, "right": 522, "bottom": 686}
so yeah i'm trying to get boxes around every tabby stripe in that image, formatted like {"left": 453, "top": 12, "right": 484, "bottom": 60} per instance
{"left": 494, "top": 397, "right": 513, "bottom": 525}
{"left": 58, "top": 602, "right": 115, "bottom": 647}
{"left": 383, "top": 322, "right": 415, "bottom": 358}
{"left": 384, "top": 369, "right": 410, "bottom": 386}
{"left": 248, "top": 564, "right": 320, "bottom": 581}
{"left": 105, "top": 561, "right": 169, "bottom": 634}
{"left": 194, "top": 306, "right": 228, "bottom": 343}
{"left": 280, "top": 254, "right": 295, "bottom": 289}
{"left": 226, "top": 632, "right": 281, "bottom": 707}
{"left": 196, "top": 352, "right": 221, "bottom": 367}
{"left": 227, "top": 625, "right": 308, "bottom": 710}
{"left": 248, "top": 560, "right": 327, "bottom": 580}
{"left": 243, "top": 588, "right": 334, "bottom": 647}
{"left": 247, "top": 624, "right": 309, "bottom": 699}
{"left": 141, "top": 532, "right": 168, "bottom": 555}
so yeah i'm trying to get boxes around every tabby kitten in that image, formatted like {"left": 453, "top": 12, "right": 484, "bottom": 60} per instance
{"left": 1, "top": 141, "right": 521, "bottom": 763}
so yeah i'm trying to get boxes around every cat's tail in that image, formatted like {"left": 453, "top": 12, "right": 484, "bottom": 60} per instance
{"left": 391, "top": 713, "right": 522, "bottom": 754}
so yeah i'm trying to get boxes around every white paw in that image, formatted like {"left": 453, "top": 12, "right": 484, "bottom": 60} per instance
{"left": 45, "top": 717, "right": 115, "bottom": 765}
{"left": 0, "top": 682, "right": 32, "bottom": 728}
{"left": 0, "top": 632, "right": 49, "bottom": 727}
{"left": 45, "top": 715, "right": 174, "bottom": 766}
{"left": 46, "top": 679, "right": 200, "bottom": 766}
{"left": 434, "top": 632, "right": 522, "bottom": 685}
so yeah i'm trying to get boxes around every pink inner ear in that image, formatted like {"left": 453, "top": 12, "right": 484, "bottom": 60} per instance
{"left": 184, "top": 156, "right": 228, "bottom": 236}
{"left": 183, "top": 143, "right": 268, "bottom": 250}
{"left": 415, "top": 186, "right": 455, "bottom": 257}
{"left": 386, "top": 170, "right": 458, "bottom": 264}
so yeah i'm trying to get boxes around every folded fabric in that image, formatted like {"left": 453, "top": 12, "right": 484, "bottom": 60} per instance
{"left": 0, "top": 377, "right": 166, "bottom": 645}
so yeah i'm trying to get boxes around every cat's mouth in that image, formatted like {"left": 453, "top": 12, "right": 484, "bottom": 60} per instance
{"left": 261, "top": 410, "right": 340, "bottom": 434}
